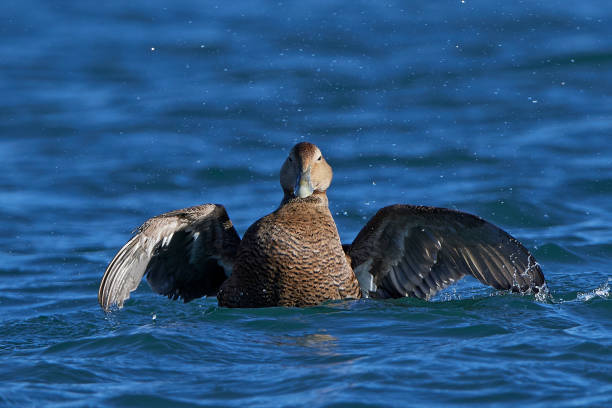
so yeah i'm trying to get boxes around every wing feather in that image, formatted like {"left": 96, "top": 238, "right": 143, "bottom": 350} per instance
{"left": 347, "top": 204, "right": 545, "bottom": 299}
{"left": 98, "top": 204, "right": 241, "bottom": 311}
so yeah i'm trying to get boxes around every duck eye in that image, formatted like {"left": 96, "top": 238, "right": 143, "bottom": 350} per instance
{"left": 317, "top": 155, "right": 322, "bottom": 161}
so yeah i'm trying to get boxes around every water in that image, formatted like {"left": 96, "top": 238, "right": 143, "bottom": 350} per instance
{"left": 1, "top": 0, "right": 611, "bottom": 406}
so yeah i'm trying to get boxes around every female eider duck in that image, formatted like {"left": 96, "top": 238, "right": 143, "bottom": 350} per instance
{"left": 98, "top": 142, "right": 545, "bottom": 310}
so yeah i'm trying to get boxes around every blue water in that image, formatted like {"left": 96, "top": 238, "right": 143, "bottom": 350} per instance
{"left": 1, "top": 0, "right": 611, "bottom": 406}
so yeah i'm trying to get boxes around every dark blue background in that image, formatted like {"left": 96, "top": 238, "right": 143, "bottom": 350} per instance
{"left": 1, "top": 1, "right": 611, "bottom": 406}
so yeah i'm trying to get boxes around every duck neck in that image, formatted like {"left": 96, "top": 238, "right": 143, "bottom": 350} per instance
{"left": 280, "top": 191, "right": 329, "bottom": 207}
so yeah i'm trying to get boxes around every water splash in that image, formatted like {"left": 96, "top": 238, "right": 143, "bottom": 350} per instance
{"left": 534, "top": 282, "right": 552, "bottom": 303}
{"left": 576, "top": 278, "right": 610, "bottom": 302}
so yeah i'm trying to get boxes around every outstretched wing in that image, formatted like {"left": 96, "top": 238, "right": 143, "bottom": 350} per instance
{"left": 98, "top": 204, "right": 241, "bottom": 311}
{"left": 347, "top": 204, "right": 544, "bottom": 299}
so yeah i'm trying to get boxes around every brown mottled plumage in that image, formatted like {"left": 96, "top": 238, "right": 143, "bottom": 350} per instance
{"left": 98, "top": 142, "right": 545, "bottom": 311}
{"left": 217, "top": 194, "right": 360, "bottom": 307}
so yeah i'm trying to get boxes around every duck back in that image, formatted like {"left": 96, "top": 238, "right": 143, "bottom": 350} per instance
{"left": 217, "top": 197, "right": 360, "bottom": 307}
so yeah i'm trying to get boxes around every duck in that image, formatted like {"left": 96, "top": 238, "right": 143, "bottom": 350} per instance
{"left": 98, "top": 142, "right": 545, "bottom": 310}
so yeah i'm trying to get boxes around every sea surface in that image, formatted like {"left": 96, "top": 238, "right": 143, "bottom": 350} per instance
{"left": 1, "top": 1, "right": 611, "bottom": 407}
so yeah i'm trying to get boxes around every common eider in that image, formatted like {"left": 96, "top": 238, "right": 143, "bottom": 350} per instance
{"left": 98, "top": 142, "right": 545, "bottom": 310}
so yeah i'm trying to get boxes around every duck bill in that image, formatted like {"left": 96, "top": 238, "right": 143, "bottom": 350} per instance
{"left": 294, "top": 169, "right": 314, "bottom": 198}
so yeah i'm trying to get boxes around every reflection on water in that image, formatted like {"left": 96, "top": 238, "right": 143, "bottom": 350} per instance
{"left": 272, "top": 333, "right": 340, "bottom": 356}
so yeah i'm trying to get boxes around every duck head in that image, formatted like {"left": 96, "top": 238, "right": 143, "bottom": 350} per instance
{"left": 280, "top": 142, "right": 333, "bottom": 199}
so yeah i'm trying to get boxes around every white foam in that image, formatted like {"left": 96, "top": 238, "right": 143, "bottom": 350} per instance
{"left": 577, "top": 279, "right": 610, "bottom": 302}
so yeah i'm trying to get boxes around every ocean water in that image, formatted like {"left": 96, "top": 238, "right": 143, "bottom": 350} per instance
{"left": 1, "top": 0, "right": 611, "bottom": 406}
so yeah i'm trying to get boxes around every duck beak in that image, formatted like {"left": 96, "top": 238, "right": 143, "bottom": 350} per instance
{"left": 294, "top": 167, "right": 314, "bottom": 198}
